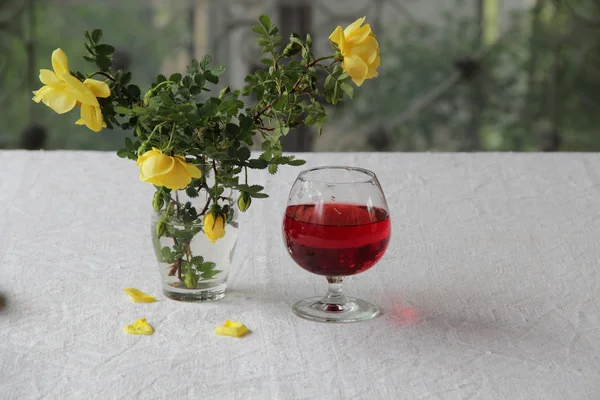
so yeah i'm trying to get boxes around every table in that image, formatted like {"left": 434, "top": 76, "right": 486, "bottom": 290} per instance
{"left": 1, "top": 151, "right": 599, "bottom": 399}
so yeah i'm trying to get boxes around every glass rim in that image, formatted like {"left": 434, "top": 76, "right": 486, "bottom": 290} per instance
{"left": 297, "top": 166, "right": 377, "bottom": 184}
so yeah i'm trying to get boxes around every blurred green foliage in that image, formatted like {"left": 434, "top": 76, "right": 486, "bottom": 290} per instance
{"left": 336, "top": 0, "right": 600, "bottom": 151}
{"left": 3, "top": 0, "right": 600, "bottom": 151}
{"left": 0, "top": 1, "right": 188, "bottom": 149}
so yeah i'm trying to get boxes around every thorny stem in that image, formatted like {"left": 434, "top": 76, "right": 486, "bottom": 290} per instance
{"left": 253, "top": 58, "right": 336, "bottom": 123}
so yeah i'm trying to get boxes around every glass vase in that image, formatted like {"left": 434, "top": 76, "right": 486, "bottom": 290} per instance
{"left": 151, "top": 196, "right": 238, "bottom": 302}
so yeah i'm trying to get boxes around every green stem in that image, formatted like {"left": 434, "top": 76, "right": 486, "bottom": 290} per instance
{"left": 86, "top": 71, "right": 116, "bottom": 82}
{"left": 254, "top": 72, "right": 305, "bottom": 122}
{"left": 142, "top": 121, "right": 166, "bottom": 149}
{"left": 254, "top": 54, "right": 335, "bottom": 123}
{"left": 307, "top": 55, "right": 336, "bottom": 68}
{"left": 174, "top": 191, "right": 181, "bottom": 218}
{"left": 212, "top": 160, "right": 219, "bottom": 204}
{"left": 151, "top": 80, "right": 173, "bottom": 92}
{"left": 164, "top": 198, "right": 174, "bottom": 216}
{"left": 166, "top": 123, "right": 177, "bottom": 151}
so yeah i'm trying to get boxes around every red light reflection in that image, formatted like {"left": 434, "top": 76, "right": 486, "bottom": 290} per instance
{"left": 390, "top": 305, "right": 422, "bottom": 326}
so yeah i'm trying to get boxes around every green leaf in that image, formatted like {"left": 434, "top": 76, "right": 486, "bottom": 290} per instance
{"left": 169, "top": 73, "right": 182, "bottom": 83}
{"left": 239, "top": 114, "right": 254, "bottom": 131}
{"left": 132, "top": 106, "right": 147, "bottom": 114}
{"left": 260, "top": 58, "right": 273, "bottom": 66}
{"left": 271, "top": 156, "right": 290, "bottom": 164}
{"left": 252, "top": 24, "right": 268, "bottom": 35}
{"left": 247, "top": 184, "right": 264, "bottom": 193}
{"left": 258, "top": 15, "right": 271, "bottom": 31}
{"left": 95, "top": 44, "right": 115, "bottom": 56}
{"left": 272, "top": 93, "right": 288, "bottom": 111}
{"left": 83, "top": 56, "right": 95, "bottom": 63}
{"left": 324, "top": 74, "right": 334, "bottom": 91}
{"left": 126, "top": 85, "right": 141, "bottom": 98}
{"left": 340, "top": 82, "right": 354, "bottom": 99}
{"left": 198, "top": 261, "right": 217, "bottom": 272}
{"left": 204, "top": 71, "right": 219, "bottom": 84}
{"left": 191, "top": 256, "right": 204, "bottom": 266}
{"left": 160, "top": 247, "right": 173, "bottom": 262}
{"left": 273, "top": 119, "right": 290, "bottom": 136}
{"left": 120, "top": 71, "right": 132, "bottom": 85}
{"left": 256, "top": 37, "right": 271, "bottom": 46}
{"left": 159, "top": 92, "right": 174, "bottom": 105}
{"left": 304, "top": 114, "right": 318, "bottom": 125}
{"left": 91, "top": 29, "right": 103, "bottom": 43}
{"left": 220, "top": 99, "right": 243, "bottom": 116}
{"left": 247, "top": 159, "right": 268, "bottom": 169}
{"left": 244, "top": 75, "right": 259, "bottom": 84}
{"left": 156, "top": 74, "right": 167, "bottom": 83}
{"left": 268, "top": 164, "right": 278, "bottom": 175}
{"left": 250, "top": 192, "right": 269, "bottom": 198}
{"left": 237, "top": 147, "right": 251, "bottom": 160}
{"left": 194, "top": 73, "right": 205, "bottom": 87}
{"left": 95, "top": 56, "right": 111, "bottom": 71}
{"left": 186, "top": 187, "right": 199, "bottom": 198}
{"left": 114, "top": 105, "right": 132, "bottom": 114}
{"left": 201, "top": 270, "right": 221, "bottom": 280}
{"left": 116, "top": 148, "right": 129, "bottom": 158}
{"left": 288, "top": 159, "right": 306, "bottom": 166}
{"left": 200, "top": 55, "right": 212, "bottom": 71}
{"left": 224, "top": 123, "right": 240, "bottom": 138}
{"left": 237, "top": 184, "right": 264, "bottom": 193}
{"left": 125, "top": 137, "right": 133, "bottom": 150}
{"left": 211, "top": 65, "right": 226, "bottom": 77}
{"left": 182, "top": 76, "right": 193, "bottom": 88}
{"left": 200, "top": 100, "right": 220, "bottom": 117}
{"left": 289, "top": 33, "right": 303, "bottom": 45}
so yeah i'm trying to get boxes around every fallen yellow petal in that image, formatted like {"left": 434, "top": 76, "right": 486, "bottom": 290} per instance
{"left": 123, "top": 288, "right": 156, "bottom": 303}
{"left": 124, "top": 318, "right": 154, "bottom": 335}
{"left": 215, "top": 320, "right": 249, "bottom": 337}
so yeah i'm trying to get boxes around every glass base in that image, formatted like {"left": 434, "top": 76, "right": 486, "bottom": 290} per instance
{"left": 292, "top": 296, "right": 380, "bottom": 323}
{"left": 162, "top": 282, "right": 226, "bottom": 302}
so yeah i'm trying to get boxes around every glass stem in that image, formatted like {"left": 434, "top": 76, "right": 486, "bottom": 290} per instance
{"left": 323, "top": 277, "right": 348, "bottom": 311}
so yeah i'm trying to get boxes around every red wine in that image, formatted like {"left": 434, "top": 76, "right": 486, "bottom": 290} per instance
{"left": 283, "top": 203, "right": 391, "bottom": 276}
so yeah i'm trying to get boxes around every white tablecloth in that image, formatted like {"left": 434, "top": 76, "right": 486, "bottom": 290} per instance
{"left": 1, "top": 151, "right": 599, "bottom": 399}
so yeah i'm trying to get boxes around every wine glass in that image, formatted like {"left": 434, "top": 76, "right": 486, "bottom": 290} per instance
{"left": 282, "top": 166, "right": 391, "bottom": 323}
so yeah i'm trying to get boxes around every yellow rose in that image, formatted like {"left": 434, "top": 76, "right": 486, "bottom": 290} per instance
{"left": 76, "top": 78, "right": 111, "bottom": 132}
{"left": 32, "top": 48, "right": 110, "bottom": 132}
{"left": 329, "top": 17, "right": 380, "bottom": 87}
{"left": 136, "top": 148, "right": 202, "bottom": 190}
{"left": 203, "top": 212, "right": 226, "bottom": 244}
